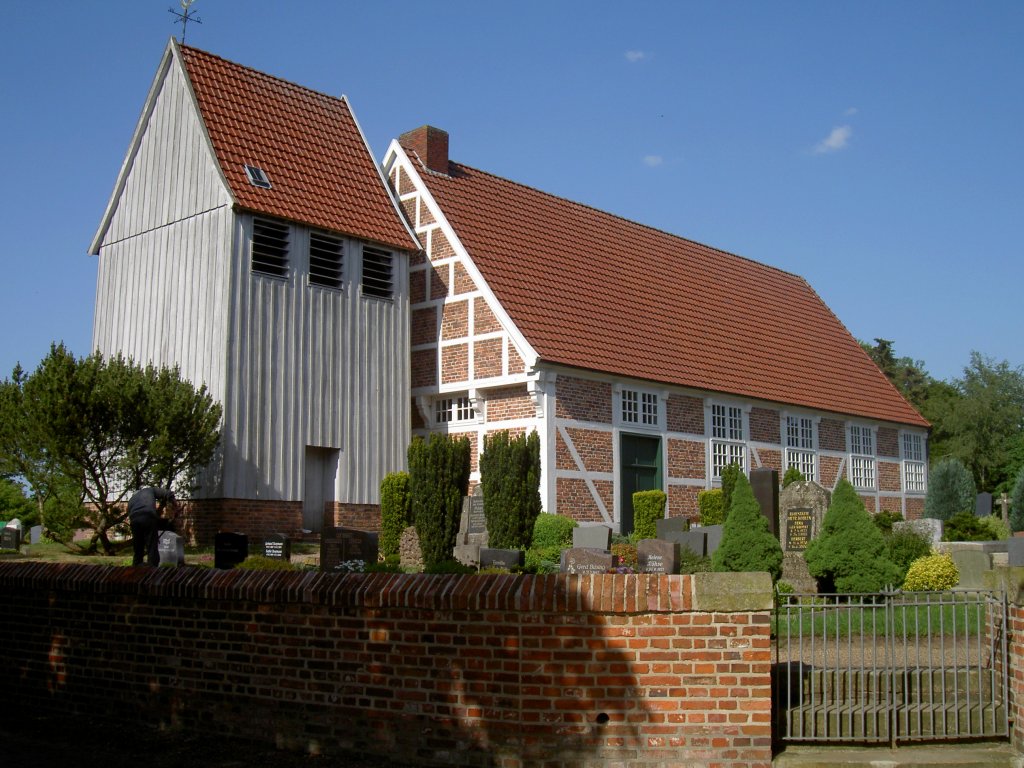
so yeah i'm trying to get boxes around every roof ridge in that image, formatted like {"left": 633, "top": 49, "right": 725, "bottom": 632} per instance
{"left": 179, "top": 43, "right": 347, "bottom": 107}
{"left": 445, "top": 158, "right": 805, "bottom": 282}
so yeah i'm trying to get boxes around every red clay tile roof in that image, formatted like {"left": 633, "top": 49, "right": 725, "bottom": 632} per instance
{"left": 179, "top": 44, "right": 414, "bottom": 252}
{"left": 407, "top": 155, "right": 928, "bottom": 428}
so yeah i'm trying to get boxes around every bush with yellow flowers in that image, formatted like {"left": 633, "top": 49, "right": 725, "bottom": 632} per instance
{"left": 902, "top": 552, "right": 959, "bottom": 591}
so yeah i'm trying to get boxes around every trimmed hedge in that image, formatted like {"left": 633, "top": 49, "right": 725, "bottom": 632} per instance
{"left": 632, "top": 489, "right": 665, "bottom": 540}
{"left": 698, "top": 489, "right": 725, "bottom": 526}
{"left": 408, "top": 434, "right": 471, "bottom": 569}
{"left": 379, "top": 471, "right": 411, "bottom": 557}
{"left": 479, "top": 430, "right": 542, "bottom": 550}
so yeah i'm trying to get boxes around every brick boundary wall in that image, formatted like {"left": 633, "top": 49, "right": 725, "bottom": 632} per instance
{"left": 987, "top": 566, "right": 1024, "bottom": 754}
{"left": 0, "top": 564, "right": 772, "bottom": 768}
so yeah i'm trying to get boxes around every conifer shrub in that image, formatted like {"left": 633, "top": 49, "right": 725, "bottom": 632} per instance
{"left": 632, "top": 489, "right": 665, "bottom": 540}
{"left": 903, "top": 553, "right": 959, "bottom": 591}
{"left": 1011, "top": 467, "right": 1024, "bottom": 533}
{"left": 978, "top": 514, "right": 1010, "bottom": 540}
{"left": 698, "top": 489, "right": 725, "bottom": 526}
{"left": 782, "top": 466, "right": 805, "bottom": 488}
{"left": 804, "top": 479, "right": 901, "bottom": 593}
{"left": 379, "top": 471, "right": 411, "bottom": 557}
{"left": 924, "top": 457, "right": 976, "bottom": 521}
{"left": 479, "top": 430, "right": 542, "bottom": 550}
{"left": 872, "top": 510, "right": 903, "bottom": 535}
{"left": 711, "top": 473, "right": 783, "bottom": 581}
{"left": 943, "top": 511, "right": 1009, "bottom": 541}
{"left": 408, "top": 434, "right": 471, "bottom": 570}
{"left": 720, "top": 463, "right": 742, "bottom": 517}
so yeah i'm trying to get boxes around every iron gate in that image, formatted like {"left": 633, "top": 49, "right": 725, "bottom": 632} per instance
{"left": 773, "top": 588, "right": 1009, "bottom": 746}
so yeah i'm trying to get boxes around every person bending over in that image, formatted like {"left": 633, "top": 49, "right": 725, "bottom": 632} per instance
{"left": 128, "top": 487, "right": 176, "bottom": 566}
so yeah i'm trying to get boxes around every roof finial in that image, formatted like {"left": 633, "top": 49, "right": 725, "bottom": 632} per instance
{"left": 169, "top": 0, "right": 202, "bottom": 44}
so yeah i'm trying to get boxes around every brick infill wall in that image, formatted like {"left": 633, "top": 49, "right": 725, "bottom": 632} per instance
{"left": 0, "top": 564, "right": 772, "bottom": 767}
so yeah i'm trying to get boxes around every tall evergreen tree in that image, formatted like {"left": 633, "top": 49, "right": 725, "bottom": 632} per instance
{"left": 407, "top": 434, "right": 471, "bottom": 568}
{"left": 712, "top": 473, "right": 782, "bottom": 581}
{"left": 479, "top": 430, "right": 541, "bottom": 550}
{"left": 924, "top": 457, "right": 976, "bottom": 521}
{"left": 804, "top": 479, "right": 900, "bottom": 593}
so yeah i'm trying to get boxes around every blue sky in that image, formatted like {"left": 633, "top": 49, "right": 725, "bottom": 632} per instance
{"left": 2, "top": 1, "right": 1021, "bottom": 385}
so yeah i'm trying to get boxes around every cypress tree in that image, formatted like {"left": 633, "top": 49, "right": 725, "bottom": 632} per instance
{"left": 479, "top": 430, "right": 542, "bottom": 550}
{"left": 924, "top": 457, "right": 976, "bottom": 521}
{"left": 407, "top": 434, "right": 471, "bottom": 569}
{"left": 379, "top": 471, "right": 411, "bottom": 557}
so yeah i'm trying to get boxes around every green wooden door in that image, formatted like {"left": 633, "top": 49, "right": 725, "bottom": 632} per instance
{"left": 620, "top": 434, "right": 662, "bottom": 536}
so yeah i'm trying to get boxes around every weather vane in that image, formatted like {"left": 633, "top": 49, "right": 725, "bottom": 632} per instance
{"left": 169, "top": 0, "right": 201, "bottom": 44}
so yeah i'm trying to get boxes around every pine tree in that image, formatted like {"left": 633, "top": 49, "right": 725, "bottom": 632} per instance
{"left": 712, "top": 473, "right": 782, "bottom": 581}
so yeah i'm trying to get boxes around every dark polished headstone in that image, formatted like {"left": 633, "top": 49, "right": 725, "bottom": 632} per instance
{"left": 560, "top": 548, "right": 617, "bottom": 575}
{"left": 976, "top": 492, "right": 993, "bottom": 517}
{"left": 676, "top": 530, "right": 707, "bottom": 557}
{"left": 702, "top": 524, "right": 724, "bottom": 557}
{"left": 263, "top": 533, "right": 291, "bottom": 561}
{"left": 0, "top": 528, "right": 20, "bottom": 550}
{"left": 479, "top": 548, "right": 524, "bottom": 570}
{"left": 572, "top": 525, "right": 612, "bottom": 551}
{"left": 320, "top": 527, "right": 378, "bottom": 571}
{"left": 214, "top": 532, "right": 249, "bottom": 569}
{"left": 638, "top": 539, "right": 679, "bottom": 574}
{"left": 655, "top": 517, "right": 689, "bottom": 540}
{"left": 750, "top": 468, "right": 780, "bottom": 537}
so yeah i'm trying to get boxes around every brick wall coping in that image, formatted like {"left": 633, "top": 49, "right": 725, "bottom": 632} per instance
{"left": 0, "top": 562, "right": 772, "bottom": 613}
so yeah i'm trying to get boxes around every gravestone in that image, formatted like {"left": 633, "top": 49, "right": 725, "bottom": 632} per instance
{"left": 1007, "top": 538, "right": 1024, "bottom": 567}
{"left": 560, "top": 548, "right": 617, "bottom": 575}
{"left": 573, "top": 524, "right": 612, "bottom": 551}
{"left": 778, "top": 481, "right": 830, "bottom": 593}
{"left": 455, "top": 486, "right": 488, "bottom": 566}
{"left": 750, "top": 468, "right": 780, "bottom": 537}
{"left": 779, "top": 481, "right": 830, "bottom": 553}
{"left": 949, "top": 548, "right": 991, "bottom": 588}
{"left": 320, "top": 527, "right": 378, "bottom": 571}
{"left": 976, "top": 493, "right": 993, "bottom": 517}
{"left": 655, "top": 517, "right": 689, "bottom": 540}
{"left": 157, "top": 531, "right": 185, "bottom": 566}
{"left": 0, "top": 527, "right": 19, "bottom": 550}
{"left": 263, "top": 533, "right": 291, "bottom": 561}
{"left": 30, "top": 525, "right": 42, "bottom": 545}
{"left": 214, "top": 532, "right": 249, "bottom": 569}
{"left": 702, "top": 524, "right": 725, "bottom": 557}
{"left": 894, "top": 518, "right": 943, "bottom": 547}
{"left": 638, "top": 539, "right": 679, "bottom": 574}
{"left": 479, "top": 548, "right": 523, "bottom": 570}
{"left": 676, "top": 530, "right": 707, "bottom": 557}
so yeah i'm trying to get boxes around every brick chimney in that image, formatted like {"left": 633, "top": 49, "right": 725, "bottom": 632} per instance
{"left": 399, "top": 125, "right": 449, "bottom": 174}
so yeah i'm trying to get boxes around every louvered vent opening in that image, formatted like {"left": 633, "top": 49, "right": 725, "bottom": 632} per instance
{"left": 309, "top": 231, "right": 344, "bottom": 289}
{"left": 361, "top": 246, "right": 394, "bottom": 299}
{"left": 252, "top": 218, "right": 289, "bottom": 278}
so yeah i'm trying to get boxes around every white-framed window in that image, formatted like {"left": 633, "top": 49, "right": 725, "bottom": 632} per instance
{"left": 785, "top": 414, "right": 816, "bottom": 481}
{"left": 621, "top": 388, "right": 659, "bottom": 427}
{"left": 711, "top": 403, "right": 746, "bottom": 478}
{"left": 902, "top": 432, "right": 927, "bottom": 493}
{"left": 848, "top": 424, "right": 876, "bottom": 489}
{"left": 435, "top": 395, "right": 475, "bottom": 424}
{"left": 251, "top": 217, "right": 289, "bottom": 278}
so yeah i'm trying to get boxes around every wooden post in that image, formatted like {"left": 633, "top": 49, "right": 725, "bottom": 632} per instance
{"left": 1000, "top": 492, "right": 1011, "bottom": 527}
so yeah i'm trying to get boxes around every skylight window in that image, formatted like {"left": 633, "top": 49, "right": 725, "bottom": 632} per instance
{"left": 244, "top": 164, "right": 272, "bottom": 189}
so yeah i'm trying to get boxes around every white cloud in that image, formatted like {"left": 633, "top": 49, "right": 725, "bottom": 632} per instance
{"left": 625, "top": 50, "right": 648, "bottom": 63}
{"left": 844, "top": 107, "right": 858, "bottom": 116}
{"left": 813, "top": 125, "right": 853, "bottom": 154}
{"left": 643, "top": 155, "right": 663, "bottom": 167}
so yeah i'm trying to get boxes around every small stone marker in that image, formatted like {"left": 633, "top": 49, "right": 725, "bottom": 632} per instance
{"left": 320, "top": 527, "right": 378, "bottom": 571}
{"left": 560, "top": 548, "right": 617, "bottom": 575}
{"left": 479, "top": 548, "right": 523, "bottom": 570}
{"left": 677, "top": 529, "right": 707, "bottom": 557}
{"left": 157, "top": 531, "right": 185, "bottom": 566}
{"left": 214, "top": 532, "right": 249, "bottom": 569}
{"left": 572, "top": 524, "right": 612, "bottom": 551}
{"left": 638, "top": 539, "right": 679, "bottom": 574}
{"left": 263, "top": 533, "right": 291, "bottom": 561}
{"left": 976, "top": 492, "right": 993, "bottom": 517}
{"left": 30, "top": 525, "right": 42, "bottom": 545}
